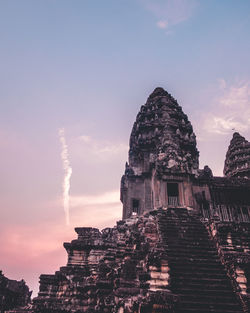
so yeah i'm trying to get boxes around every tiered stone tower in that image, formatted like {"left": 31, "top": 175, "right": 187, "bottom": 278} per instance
{"left": 224, "top": 132, "right": 250, "bottom": 178}
{"left": 128, "top": 87, "right": 199, "bottom": 174}
{"left": 121, "top": 87, "right": 199, "bottom": 219}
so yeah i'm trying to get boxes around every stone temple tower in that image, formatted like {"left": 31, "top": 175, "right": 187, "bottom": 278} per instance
{"left": 120, "top": 87, "right": 199, "bottom": 219}
{"left": 224, "top": 132, "right": 250, "bottom": 179}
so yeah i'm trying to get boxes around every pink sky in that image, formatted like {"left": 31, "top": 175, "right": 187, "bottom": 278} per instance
{"left": 1, "top": 0, "right": 250, "bottom": 298}
{"left": 0, "top": 191, "right": 122, "bottom": 296}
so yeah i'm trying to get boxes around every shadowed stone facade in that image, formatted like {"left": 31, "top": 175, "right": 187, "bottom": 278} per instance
{"left": 6, "top": 87, "right": 250, "bottom": 312}
{"left": 0, "top": 271, "right": 31, "bottom": 313}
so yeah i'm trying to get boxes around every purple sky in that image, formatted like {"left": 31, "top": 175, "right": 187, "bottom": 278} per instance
{"left": 1, "top": 0, "right": 250, "bottom": 296}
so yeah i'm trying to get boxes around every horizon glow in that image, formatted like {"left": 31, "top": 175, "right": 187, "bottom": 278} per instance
{"left": 0, "top": 0, "right": 250, "bottom": 297}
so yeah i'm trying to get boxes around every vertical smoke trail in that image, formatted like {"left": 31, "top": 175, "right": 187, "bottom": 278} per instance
{"left": 58, "top": 128, "right": 72, "bottom": 226}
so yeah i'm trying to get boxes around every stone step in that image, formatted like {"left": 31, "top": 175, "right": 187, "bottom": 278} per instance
{"left": 172, "top": 272, "right": 229, "bottom": 279}
{"left": 162, "top": 243, "right": 216, "bottom": 250}
{"left": 159, "top": 217, "right": 201, "bottom": 221}
{"left": 167, "top": 257, "right": 223, "bottom": 266}
{"left": 158, "top": 210, "right": 243, "bottom": 313}
{"left": 163, "top": 243, "right": 217, "bottom": 249}
{"left": 173, "top": 288, "right": 238, "bottom": 297}
{"left": 179, "top": 293, "right": 240, "bottom": 303}
{"left": 169, "top": 265, "right": 227, "bottom": 275}
{"left": 160, "top": 230, "right": 209, "bottom": 235}
{"left": 159, "top": 218, "right": 205, "bottom": 224}
{"left": 168, "top": 263, "right": 224, "bottom": 270}
{"left": 165, "top": 251, "right": 220, "bottom": 259}
{"left": 172, "top": 282, "right": 235, "bottom": 290}
{"left": 177, "top": 300, "right": 241, "bottom": 311}
{"left": 165, "top": 250, "right": 219, "bottom": 257}
{"left": 173, "top": 277, "right": 231, "bottom": 285}
{"left": 159, "top": 223, "right": 207, "bottom": 230}
{"left": 162, "top": 233, "right": 211, "bottom": 239}
{"left": 175, "top": 308, "right": 243, "bottom": 313}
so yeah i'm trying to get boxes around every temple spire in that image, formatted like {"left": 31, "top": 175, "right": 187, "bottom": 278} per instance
{"left": 224, "top": 132, "right": 250, "bottom": 178}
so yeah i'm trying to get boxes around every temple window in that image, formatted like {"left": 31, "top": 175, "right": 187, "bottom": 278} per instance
{"left": 167, "top": 183, "right": 179, "bottom": 206}
{"left": 132, "top": 199, "right": 140, "bottom": 214}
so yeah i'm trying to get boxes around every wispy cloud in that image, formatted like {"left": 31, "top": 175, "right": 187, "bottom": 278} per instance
{"left": 75, "top": 135, "right": 128, "bottom": 160}
{"left": 218, "top": 80, "right": 250, "bottom": 108}
{"left": 58, "top": 128, "right": 72, "bottom": 226}
{"left": 69, "top": 189, "right": 122, "bottom": 227}
{"left": 140, "top": 0, "right": 197, "bottom": 30}
{"left": 202, "top": 79, "right": 250, "bottom": 135}
{"left": 70, "top": 190, "right": 120, "bottom": 207}
{"left": 157, "top": 20, "right": 168, "bottom": 29}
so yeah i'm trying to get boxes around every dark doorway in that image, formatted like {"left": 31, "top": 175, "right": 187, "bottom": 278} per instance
{"left": 167, "top": 183, "right": 179, "bottom": 206}
{"left": 132, "top": 199, "right": 140, "bottom": 214}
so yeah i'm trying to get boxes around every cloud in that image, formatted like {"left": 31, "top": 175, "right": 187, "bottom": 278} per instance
{"left": 79, "top": 135, "right": 91, "bottom": 143}
{"left": 70, "top": 190, "right": 120, "bottom": 207}
{"left": 205, "top": 116, "right": 248, "bottom": 135}
{"left": 69, "top": 189, "right": 122, "bottom": 228}
{"left": 218, "top": 78, "right": 226, "bottom": 90}
{"left": 58, "top": 128, "right": 72, "bottom": 226}
{"left": 140, "top": 0, "right": 197, "bottom": 30}
{"left": 219, "top": 81, "right": 250, "bottom": 108}
{"left": 202, "top": 79, "right": 250, "bottom": 135}
{"left": 157, "top": 20, "right": 168, "bottom": 29}
{"left": 191, "top": 78, "right": 250, "bottom": 176}
{"left": 74, "top": 135, "right": 128, "bottom": 161}
{"left": 69, "top": 190, "right": 122, "bottom": 228}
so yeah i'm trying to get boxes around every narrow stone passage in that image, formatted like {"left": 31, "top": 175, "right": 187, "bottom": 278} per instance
{"left": 158, "top": 208, "right": 244, "bottom": 313}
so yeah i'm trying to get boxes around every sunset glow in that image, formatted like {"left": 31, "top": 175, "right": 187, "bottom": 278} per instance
{"left": 0, "top": 0, "right": 250, "bottom": 297}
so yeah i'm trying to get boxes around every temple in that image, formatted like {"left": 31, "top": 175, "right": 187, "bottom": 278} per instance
{"left": 121, "top": 87, "right": 198, "bottom": 218}
{"left": 0, "top": 271, "right": 31, "bottom": 312}
{"left": 120, "top": 87, "right": 250, "bottom": 222}
{"left": 4, "top": 87, "right": 250, "bottom": 313}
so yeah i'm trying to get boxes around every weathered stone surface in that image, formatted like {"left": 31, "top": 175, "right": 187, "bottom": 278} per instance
{"left": 32, "top": 207, "right": 250, "bottom": 313}
{"left": 224, "top": 132, "right": 250, "bottom": 178}
{"left": 158, "top": 208, "right": 245, "bottom": 313}
{"left": 205, "top": 219, "right": 250, "bottom": 311}
{"left": 0, "top": 271, "right": 31, "bottom": 312}
{"left": 32, "top": 215, "right": 177, "bottom": 313}
{"left": 121, "top": 87, "right": 199, "bottom": 219}
{"left": 198, "top": 165, "right": 213, "bottom": 179}
{"left": 129, "top": 87, "right": 199, "bottom": 175}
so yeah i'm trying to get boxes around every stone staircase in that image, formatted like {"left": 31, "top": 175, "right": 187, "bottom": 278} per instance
{"left": 158, "top": 208, "right": 244, "bottom": 313}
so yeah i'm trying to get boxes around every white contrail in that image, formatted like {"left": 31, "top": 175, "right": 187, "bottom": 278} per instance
{"left": 58, "top": 128, "right": 72, "bottom": 226}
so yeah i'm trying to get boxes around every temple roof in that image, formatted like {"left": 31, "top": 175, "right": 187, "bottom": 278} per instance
{"left": 128, "top": 87, "right": 199, "bottom": 175}
{"left": 224, "top": 132, "right": 250, "bottom": 178}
